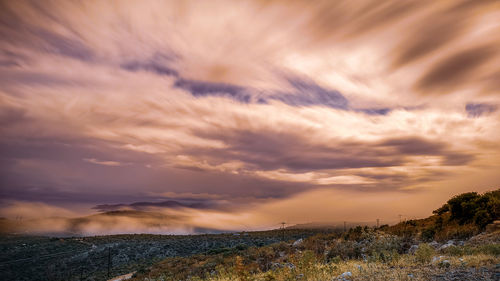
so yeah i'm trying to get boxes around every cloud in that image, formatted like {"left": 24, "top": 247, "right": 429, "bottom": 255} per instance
{"left": 92, "top": 200, "right": 214, "bottom": 212}
{"left": 267, "top": 77, "right": 349, "bottom": 109}
{"left": 416, "top": 45, "right": 497, "bottom": 93}
{"left": 466, "top": 103, "right": 498, "bottom": 118}
{"left": 0, "top": 0, "right": 500, "bottom": 232}
{"left": 83, "top": 158, "right": 127, "bottom": 167}
{"left": 174, "top": 78, "right": 251, "bottom": 102}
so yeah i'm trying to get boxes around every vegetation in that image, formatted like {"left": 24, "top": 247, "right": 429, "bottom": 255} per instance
{"left": 384, "top": 190, "right": 500, "bottom": 242}
{"left": 0, "top": 229, "right": 334, "bottom": 281}
{"left": 130, "top": 227, "right": 500, "bottom": 281}
{"left": 1, "top": 189, "right": 498, "bottom": 280}
{"left": 128, "top": 189, "right": 499, "bottom": 281}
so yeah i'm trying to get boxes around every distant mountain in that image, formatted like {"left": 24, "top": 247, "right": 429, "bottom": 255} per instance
{"left": 286, "top": 221, "right": 377, "bottom": 230}
{"left": 0, "top": 210, "right": 224, "bottom": 236}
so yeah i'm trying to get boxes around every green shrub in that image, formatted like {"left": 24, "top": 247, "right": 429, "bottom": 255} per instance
{"left": 415, "top": 243, "right": 435, "bottom": 264}
{"left": 474, "top": 210, "right": 492, "bottom": 229}
{"left": 297, "top": 250, "right": 317, "bottom": 269}
{"left": 421, "top": 227, "right": 436, "bottom": 241}
{"left": 443, "top": 245, "right": 463, "bottom": 256}
{"left": 262, "top": 271, "right": 277, "bottom": 281}
{"left": 328, "top": 256, "right": 342, "bottom": 264}
{"left": 478, "top": 244, "right": 500, "bottom": 256}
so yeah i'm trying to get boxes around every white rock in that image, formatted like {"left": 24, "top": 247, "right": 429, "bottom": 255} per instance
{"left": 438, "top": 243, "right": 454, "bottom": 251}
{"left": 429, "top": 241, "right": 440, "bottom": 248}
{"left": 440, "top": 260, "right": 451, "bottom": 268}
{"left": 292, "top": 238, "right": 303, "bottom": 247}
{"left": 432, "top": 256, "right": 445, "bottom": 263}
{"left": 341, "top": 271, "right": 352, "bottom": 277}
{"left": 408, "top": 245, "right": 419, "bottom": 254}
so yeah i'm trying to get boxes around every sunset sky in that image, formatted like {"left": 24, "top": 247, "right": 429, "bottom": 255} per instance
{"left": 1, "top": 0, "right": 500, "bottom": 234}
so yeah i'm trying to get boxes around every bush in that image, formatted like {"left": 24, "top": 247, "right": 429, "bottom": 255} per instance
{"left": 328, "top": 256, "right": 342, "bottom": 264}
{"left": 443, "top": 245, "right": 463, "bottom": 256}
{"left": 478, "top": 244, "right": 500, "bottom": 256}
{"left": 421, "top": 227, "right": 436, "bottom": 242}
{"left": 369, "top": 249, "right": 400, "bottom": 264}
{"left": 262, "top": 271, "right": 276, "bottom": 281}
{"left": 474, "top": 210, "right": 492, "bottom": 229}
{"left": 297, "top": 250, "right": 317, "bottom": 269}
{"left": 415, "top": 243, "right": 435, "bottom": 264}
{"left": 438, "top": 190, "right": 500, "bottom": 229}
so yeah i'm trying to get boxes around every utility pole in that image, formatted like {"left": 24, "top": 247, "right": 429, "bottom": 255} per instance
{"left": 376, "top": 219, "right": 379, "bottom": 228}
{"left": 344, "top": 221, "right": 347, "bottom": 232}
{"left": 399, "top": 214, "right": 402, "bottom": 223}
{"left": 280, "top": 222, "right": 286, "bottom": 241}
{"left": 107, "top": 247, "right": 112, "bottom": 278}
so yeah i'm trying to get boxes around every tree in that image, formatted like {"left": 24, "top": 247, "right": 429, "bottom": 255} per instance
{"left": 474, "top": 210, "right": 491, "bottom": 229}
{"left": 447, "top": 192, "right": 480, "bottom": 224}
{"left": 432, "top": 204, "right": 449, "bottom": 215}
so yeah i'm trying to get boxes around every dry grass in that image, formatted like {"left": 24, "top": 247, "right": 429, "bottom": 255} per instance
{"left": 141, "top": 253, "right": 498, "bottom": 281}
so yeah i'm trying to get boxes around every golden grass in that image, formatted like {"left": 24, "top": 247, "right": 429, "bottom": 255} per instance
{"left": 193, "top": 254, "right": 499, "bottom": 281}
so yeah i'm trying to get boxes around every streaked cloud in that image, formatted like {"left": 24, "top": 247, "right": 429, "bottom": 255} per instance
{"left": 1, "top": 0, "right": 499, "bottom": 233}
{"left": 83, "top": 158, "right": 127, "bottom": 167}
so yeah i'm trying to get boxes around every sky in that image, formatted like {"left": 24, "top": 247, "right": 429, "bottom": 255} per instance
{"left": 1, "top": 0, "right": 500, "bottom": 234}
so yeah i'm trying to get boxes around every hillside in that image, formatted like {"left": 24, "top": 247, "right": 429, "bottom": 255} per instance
{"left": 0, "top": 229, "right": 335, "bottom": 281}
{"left": 128, "top": 190, "right": 500, "bottom": 281}
{"left": 383, "top": 189, "right": 500, "bottom": 242}
{"left": 1, "top": 190, "right": 498, "bottom": 281}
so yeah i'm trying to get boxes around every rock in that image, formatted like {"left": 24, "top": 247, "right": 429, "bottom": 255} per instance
{"left": 340, "top": 271, "right": 352, "bottom": 277}
{"left": 407, "top": 273, "right": 414, "bottom": 278}
{"left": 361, "top": 254, "right": 368, "bottom": 262}
{"left": 439, "top": 260, "right": 451, "bottom": 268}
{"left": 292, "top": 239, "right": 303, "bottom": 247}
{"left": 429, "top": 241, "right": 440, "bottom": 249}
{"left": 432, "top": 256, "right": 445, "bottom": 263}
{"left": 285, "top": 262, "right": 295, "bottom": 270}
{"left": 408, "top": 244, "right": 419, "bottom": 254}
{"left": 270, "top": 262, "right": 283, "bottom": 269}
{"left": 438, "top": 241, "right": 454, "bottom": 251}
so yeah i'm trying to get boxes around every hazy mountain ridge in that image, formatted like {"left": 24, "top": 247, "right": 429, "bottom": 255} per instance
{"left": 0, "top": 210, "right": 224, "bottom": 236}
